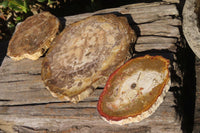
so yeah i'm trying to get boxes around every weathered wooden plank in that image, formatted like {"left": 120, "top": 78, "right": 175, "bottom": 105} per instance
{"left": 0, "top": 113, "right": 181, "bottom": 133}
{"left": 121, "top": 4, "right": 178, "bottom": 15}
{"left": 138, "top": 23, "right": 180, "bottom": 37}
{"left": 135, "top": 36, "right": 178, "bottom": 52}
{"left": 149, "top": 18, "right": 181, "bottom": 26}
{"left": 136, "top": 36, "right": 178, "bottom": 44}
{"left": 135, "top": 43, "right": 177, "bottom": 52}
{"left": 0, "top": 1, "right": 182, "bottom": 132}
{"left": 0, "top": 51, "right": 180, "bottom": 106}
{"left": 0, "top": 57, "right": 42, "bottom": 74}
{"left": 163, "top": 0, "right": 180, "bottom": 3}
{"left": 0, "top": 59, "right": 181, "bottom": 132}
{"left": 64, "top": 2, "right": 179, "bottom": 25}
{"left": 0, "top": 90, "right": 181, "bottom": 132}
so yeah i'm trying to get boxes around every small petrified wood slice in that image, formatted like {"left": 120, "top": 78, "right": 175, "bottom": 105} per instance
{"left": 7, "top": 12, "right": 60, "bottom": 61}
{"left": 97, "top": 55, "right": 171, "bottom": 125}
{"left": 41, "top": 14, "right": 136, "bottom": 103}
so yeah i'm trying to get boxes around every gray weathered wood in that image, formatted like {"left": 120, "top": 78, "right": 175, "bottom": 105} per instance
{"left": 63, "top": 2, "right": 180, "bottom": 53}
{"left": 0, "top": 1, "right": 182, "bottom": 132}
{"left": 135, "top": 43, "right": 177, "bottom": 52}
{"left": 163, "top": 0, "right": 180, "bottom": 3}
{"left": 64, "top": 3, "right": 179, "bottom": 25}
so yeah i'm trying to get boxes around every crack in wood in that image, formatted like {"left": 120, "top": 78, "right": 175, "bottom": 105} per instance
{"left": 79, "top": 100, "right": 99, "bottom": 102}
{"left": 29, "top": 87, "right": 46, "bottom": 91}
{"left": 11, "top": 72, "right": 41, "bottom": 76}
{"left": 47, "top": 106, "right": 96, "bottom": 110}
{"left": 0, "top": 101, "right": 68, "bottom": 107}
{"left": 139, "top": 34, "right": 179, "bottom": 39}
{"left": 137, "top": 18, "right": 181, "bottom": 26}
{"left": 0, "top": 100, "right": 99, "bottom": 108}
{"left": 0, "top": 80, "right": 26, "bottom": 83}
{"left": 0, "top": 99, "right": 11, "bottom": 102}
{"left": 14, "top": 125, "right": 49, "bottom": 132}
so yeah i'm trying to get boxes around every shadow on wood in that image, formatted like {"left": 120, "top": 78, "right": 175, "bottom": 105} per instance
{"left": 0, "top": 41, "right": 8, "bottom": 66}
{"left": 172, "top": 38, "right": 196, "bottom": 133}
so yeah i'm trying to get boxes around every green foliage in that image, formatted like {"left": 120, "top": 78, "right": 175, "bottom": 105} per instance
{"left": 1, "top": 0, "right": 9, "bottom": 8}
{"left": 37, "top": 0, "right": 46, "bottom": 2}
{"left": 0, "top": 0, "right": 60, "bottom": 38}
{"left": 47, "top": 0, "right": 56, "bottom": 5}
{"left": 37, "top": 0, "right": 57, "bottom": 5}
{"left": 0, "top": 0, "right": 29, "bottom": 13}
{"left": 0, "top": 0, "right": 102, "bottom": 41}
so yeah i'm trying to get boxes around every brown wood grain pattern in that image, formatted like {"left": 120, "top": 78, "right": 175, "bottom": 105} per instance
{"left": 0, "top": 1, "right": 182, "bottom": 132}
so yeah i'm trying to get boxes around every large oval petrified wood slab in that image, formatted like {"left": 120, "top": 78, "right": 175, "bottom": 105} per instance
{"left": 41, "top": 14, "right": 136, "bottom": 103}
{"left": 97, "top": 55, "right": 171, "bottom": 125}
{"left": 7, "top": 12, "right": 60, "bottom": 61}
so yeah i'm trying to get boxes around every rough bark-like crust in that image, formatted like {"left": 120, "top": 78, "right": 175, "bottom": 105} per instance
{"left": 97, "top": 55, "right": 171, "bottom": 125}
{"left": 7, "top": 12, "right": 60, "bottom": 61}
{"left": 41, "top": 14, "right": 136, "bottom": 103}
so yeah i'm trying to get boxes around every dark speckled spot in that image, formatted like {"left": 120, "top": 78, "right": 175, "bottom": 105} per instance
{"left": 78, "top": 82, "right": 82, "bottom": 86}
{"left": 131, "top": 83, "right": 136, "bottom": 89}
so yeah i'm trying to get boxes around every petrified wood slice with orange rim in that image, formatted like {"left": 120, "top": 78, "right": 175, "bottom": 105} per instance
{"left": 97, "top": 55, "right": 171, "bottom": 125}
{"left": 41, "top": 14, "right": 136, "bottom": 103}
{"left": 7, "top": 12, "right": 60, "bottom": 61}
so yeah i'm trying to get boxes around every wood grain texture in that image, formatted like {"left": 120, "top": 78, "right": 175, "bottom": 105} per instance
{"left": 0, "top": 1, "right": 182, "bottom": 132}
{"left": 163, "top": 0, "right": 180, "bottom": 3}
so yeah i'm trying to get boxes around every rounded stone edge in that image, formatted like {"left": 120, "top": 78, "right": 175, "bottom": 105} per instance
{"left": 183, "top": 0, "right": 200, "bottom": 58}
{"left": 42, "top": 14, "right": 137, "bottom": 103}
{"left": 7, "top": 12, "right": 60, "bottom": 61}
{"left": 101, "top": 78, "right": 171, "bottom": 125}
{"left": 46, "top": 86, "right": 94, "bottom": 103}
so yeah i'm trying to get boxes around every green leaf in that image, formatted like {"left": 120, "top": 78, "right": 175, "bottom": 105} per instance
{"left": 37, "top": 0, "right": 46, "bottom": 2}
{"left": 23, "top": 0, "right": 29, "bottom": 12}
{"left": 16, "top": 16, "right": 22, "bottom": 21}
{"left": 11, "top": 0, "right": 24, "bottom": 7}
{"left": 0, "top": 0, "right": 9, "bottom": 8}
{"left": 8, "top": 23, "right": 15, "bottom": 28}
{"left": 8, "top": 0, "right": 29, "bottom": 13}
{"left": 9, "top": 2, "right": 23, "bottom": 12}
{"left": 48, "top": 0, "right": 56, "bottom": 4}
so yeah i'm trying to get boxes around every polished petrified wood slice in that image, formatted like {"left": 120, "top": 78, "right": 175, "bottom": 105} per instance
{"left": 97, "top": 55, "right": 171, "bottom": 125}
{"left": 41, "top": 14, "right": 136, "bottom": 103}
{"left": 7, "top": 12, "right": 60, "bottom": 61}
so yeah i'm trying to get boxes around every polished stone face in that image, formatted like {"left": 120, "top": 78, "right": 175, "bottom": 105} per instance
{"left": 41, "top": 14, "right": 136, "bottom": 103}
{"left": 7, "top": 12, "right": 60, "bottom": 60}
{"left": 98, "top": 55, "right": 170, "bottom": 124}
